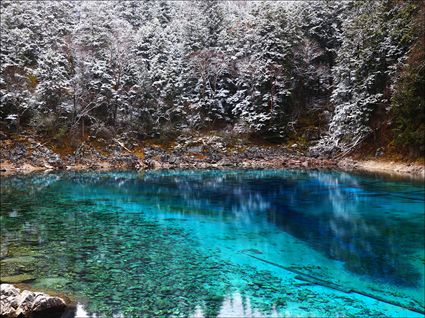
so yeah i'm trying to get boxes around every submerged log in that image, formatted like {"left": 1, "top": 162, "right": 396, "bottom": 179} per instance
{"left": 243, "top": 253, "right": 425, "bottom": 315}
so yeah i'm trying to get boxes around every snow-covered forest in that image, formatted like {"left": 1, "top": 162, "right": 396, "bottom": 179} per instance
{"left": 1, "top": 0, "right": 423, "bottom": 156}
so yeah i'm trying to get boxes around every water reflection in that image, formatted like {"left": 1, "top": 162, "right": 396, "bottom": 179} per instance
{"left": 99, "top": 170, "right": 423, "bottom": 287}
{"left": 1, "top": 170, "right": 424, "bottom": 317}
{"left": 3, "top": 171, "right": 424, "bottom": 287}
{"left": 74, "top": 292, "right": 282, "bottom": 318}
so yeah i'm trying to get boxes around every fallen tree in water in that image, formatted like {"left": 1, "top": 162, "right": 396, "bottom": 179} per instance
{"left": 243, "top": 253, "right": 425, "bottom": 315}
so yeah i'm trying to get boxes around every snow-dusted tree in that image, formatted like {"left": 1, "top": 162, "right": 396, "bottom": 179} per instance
{"left": 156, "top": 1, "right": 172, "bottom": 27}
{"left": 179, "top": 2, "right": 228, "bottom": 129}
{"left": 115, "top": 1, "right": 146, "bottom": 29}
{"left": 231, "top": 2, "right": 295, "bottom": 138}
{"left": 198, "top": 0, "right": 225, "bottom": 48}
{"left": 0, "top": 0, "right": 420, "bottom": 152}
{"left": 0, "top": 1, "right": 75, "bottom": 129}
{"left": 390, "top": 1, "right": 425, "bottom": 157}
{"left": 35, "top": 48, "right": 72, "bottom": 118}
{"left": 291, "top": 0, "right": 350, "bottom": 113}
{"left": 72, "top": 1, "right": 138, "bottom": 129}
{"left": 319, "top": 0, "right": 416, "bottom": 153}
{"left": 147, "top": 22, "right": 183, "bottom": 134}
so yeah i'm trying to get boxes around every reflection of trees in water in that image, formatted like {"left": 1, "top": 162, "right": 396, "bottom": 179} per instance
{"left": 269, "top": 171, "right": 423, "bottom": 287}
{"left": 129, "top": 170, "right": 423, "bottom": 287}
{"left": 1, "top": 170, "right": 423, "bottom": 318}
{"left": 1, "top": 174, "right": 288, "bottom": 318}
{"left": 32, "top": 170, "right": 421, "bottom": 287}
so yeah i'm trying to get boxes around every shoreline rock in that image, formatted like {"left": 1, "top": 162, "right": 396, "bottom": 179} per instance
{"left": 2, "top": 155, "right": 423, "bottom": 180}
{"left": 0, "top": 284, "right": 66, "bottom": 318}
{"left": 0, "top": 134, "right": 423, "bottom": 179}
{"left": 338, "top": 158, "right": 425, "bottom": 179}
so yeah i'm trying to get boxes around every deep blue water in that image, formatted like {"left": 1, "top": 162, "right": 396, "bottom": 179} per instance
{"left": 0, "top": 170, "right": 424, "bottom": 317}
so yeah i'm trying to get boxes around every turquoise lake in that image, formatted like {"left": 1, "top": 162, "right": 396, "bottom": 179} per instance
{"left": 0, "top": 170, "right": 424, "bottom": 317}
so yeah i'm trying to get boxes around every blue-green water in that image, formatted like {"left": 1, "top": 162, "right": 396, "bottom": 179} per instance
{"left": 1, "top": 170, "right": 424, "bottom": 317}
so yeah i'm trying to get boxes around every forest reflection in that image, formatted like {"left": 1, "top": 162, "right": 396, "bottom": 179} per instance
{"left": 1, "top": 170, "right": 424, "bottom": 317}
{"left": 128, "top": 170, "right": 424, "bottom": 287}
{"left": 2, "top": 170, "right": 423, "bottom": 287}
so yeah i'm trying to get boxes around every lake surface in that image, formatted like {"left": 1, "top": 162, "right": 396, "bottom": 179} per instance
{"left": 1, "top": 170, "right": 424, "bottom": 317}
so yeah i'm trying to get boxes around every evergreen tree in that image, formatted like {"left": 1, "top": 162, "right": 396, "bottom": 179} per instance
{"left": 322, "top": 0, "right": 416, "bottom": 152}
{"left": 232, "top": 2, "right": 295, "bottom": 138}
{"left": 0, "top": 0, "right": 420, "bottom": 154}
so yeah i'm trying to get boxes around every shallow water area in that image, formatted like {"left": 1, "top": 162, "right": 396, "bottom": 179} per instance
{"left": 1, "top": 170, "right": 424, "bottom": 317}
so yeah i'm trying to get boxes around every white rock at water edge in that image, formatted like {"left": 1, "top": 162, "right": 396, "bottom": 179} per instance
{"left": 0, "top": 283, "right": 66, "bottom": 318}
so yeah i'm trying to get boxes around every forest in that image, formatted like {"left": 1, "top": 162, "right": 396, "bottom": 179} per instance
{"left": 1, "top": 0, "right": 424, "bottom": 158}
{"left": 1, "top": 2, "right": 425, "bottom": 318}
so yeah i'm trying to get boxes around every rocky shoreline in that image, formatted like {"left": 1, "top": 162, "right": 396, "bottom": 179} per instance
{"left": 0, "top": 134, "right": 423, "bottom": 178}
{"left": 0, "top": 133, "right": 337, "bottom": 174}
{"left": 0, "top": 136, "right": 423, "bottom": 318}
{"left": 338, "top": 158, "right": 425, "bottom": 179}
{"left": 0, "top": 284, "right": 67, "bottom": 318}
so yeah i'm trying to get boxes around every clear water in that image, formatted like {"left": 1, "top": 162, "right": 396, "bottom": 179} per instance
{"left": 0, "top": 170, "right": 424, "bottom": 317}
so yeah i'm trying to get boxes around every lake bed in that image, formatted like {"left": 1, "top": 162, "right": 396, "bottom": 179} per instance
{"left": 1, "top": 170, "right": 424, "bottom": 317}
